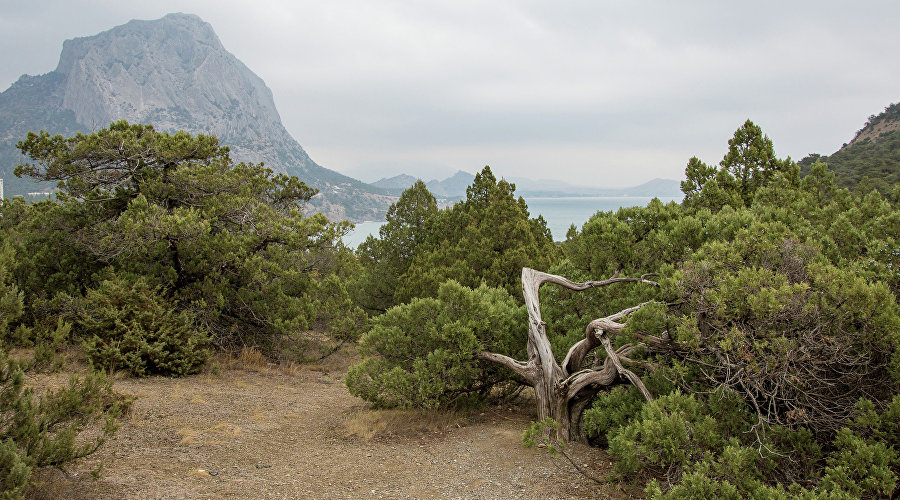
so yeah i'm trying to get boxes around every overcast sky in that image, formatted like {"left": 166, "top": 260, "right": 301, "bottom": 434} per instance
{"left": 2, "top": 1, "right": 898, "bottom": 186}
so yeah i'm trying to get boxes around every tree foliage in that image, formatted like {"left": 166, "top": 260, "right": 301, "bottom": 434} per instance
{"left": 352, "top": 118, "right": 900, "bottom": 495}
{"left": 353, "top": 166, "right": 556, "bottom": 315}
{"left": 345, "top": 280, "right": 525, "bottom": 409}
{"left": 0, "top": 242, "right": 24, "bottom": 344}
{"left": 347, "top": 119, "right": 899, "bottom": 497}
{"left": 561, "top": 121, "right": 900, "bottom": 496}
{"left": 9, "top": 122, "right": 364, "bottom": 365}
{"left": 681, "top": 119, "right": 797, "bottom": 211}
{"left": 0, "top": 349, "right": 128, "bottom": 498}
{"left": 354, "top": 180, "right": 438, "bottom": 314}
{"left": 666, "top": 235, "right": 899, "bottom": 436}
{"left": 77, "top": 272, "right": 210, "bottom": 377}
{"left": 378, "top": 167, "right": 557, "bottom": 304}
{"left": 347, "top": 167, "right": 562, "bottom": 415}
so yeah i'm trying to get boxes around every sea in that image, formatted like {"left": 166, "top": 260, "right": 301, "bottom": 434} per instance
{"left": 343, "top": 195, "right": 682, "bottom": 248}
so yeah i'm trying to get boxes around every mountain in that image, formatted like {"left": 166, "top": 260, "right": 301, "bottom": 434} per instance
{"left": 371, "top": 174, "right": 419, "bottom": 195}
{"left": 616, "top": 178, "right": 683, "bottom": 197}
{"left": 377, "top": 169, "right": 681, "bottom": 200}
{"left": 0, "top": 13, "right": 393, "bottom": 221}
{"left": 507, "top": 176, "right": 682, "bottom": 197}
{"left": 504, "top": 176, "right": 599, "bottom": 196}
{"left": 799, "top": 102, "right": 900, "bottom": 193}
{"left": 426, "top": 170, "right": 476, "bottom": 198}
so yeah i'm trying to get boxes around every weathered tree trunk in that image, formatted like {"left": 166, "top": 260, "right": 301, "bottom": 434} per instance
{"left": 477, "top": 267, "right": 658, "bottom": 442}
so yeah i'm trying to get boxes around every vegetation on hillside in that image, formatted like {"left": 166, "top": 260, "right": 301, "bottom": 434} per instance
{"left": 800, "top": 103, "right": 900, "bottom": 195}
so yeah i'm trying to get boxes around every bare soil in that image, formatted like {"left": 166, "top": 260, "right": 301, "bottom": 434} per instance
{"left": 24, "top": 353, "right": 637, "bottom": 499}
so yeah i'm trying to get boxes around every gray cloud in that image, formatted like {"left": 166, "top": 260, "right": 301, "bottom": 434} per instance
{"left": 2, "top": 1, "right": 899, "bottom": 186}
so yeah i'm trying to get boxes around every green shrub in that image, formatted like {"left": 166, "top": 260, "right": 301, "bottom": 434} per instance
{"left": 645, "top": 472, "right": 744, "bottom": 500}
{"left": 561, "top": 120, "right": 900, "bottom": 496}
{"left": 346, "top": 280, "right": 525, "bottom": 409}
{"left": 583, "top": 371, "right": 676, "bottom": 446}
{"left": 766, "top": 426, "right": 823, "bottom": 485}
{"left": 645, "top": 463, "right": 792, "bottom": 500}
{"left": 608, "top": 391, "right": 724, "bottom": 478}
{"left": 522, "top": 418, "right": 565, "bottom": 455}
{"left": 0, "top": 349, "right": 127, "bottom": 498}
{"left": 13, "top": 122, "right": 360, "bottom": 352}
{"left": 613, "top": 392, "right": 900, "bottom": 499}
{"left": 78, "top": 273, "right": 210, "bottom": 377}
{"left": 30, "top": 319, "right": 70, "bottom": 373}
{"left": 394, "top": 167, "right": 557, "bottom": 304}
{"left": 0, "top": 241, "right": 24, "bottom": 346}
{"left": 583, "top": 386, "right": 646, "bottom": 445}
{"left": 0, "top": 438, "right": 30, "bottom": 500}
{"left": 850, "top": 396, "right": 900, "bottom": 452}
{"left": 819, "top": 428, "right": 897, "bottom": 498}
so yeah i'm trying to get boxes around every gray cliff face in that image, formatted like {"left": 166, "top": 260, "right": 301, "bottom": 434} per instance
{"left": 0, "top": 13, "right": 392, "bottom": 221}
{"left": 55, "top": 13, "right": 306, "bottom": 173}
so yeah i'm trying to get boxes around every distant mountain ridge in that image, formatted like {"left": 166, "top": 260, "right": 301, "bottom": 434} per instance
{"left": 427, "top": 171, "right": 477, "bottom": 198}
{"left": 372, "top": 170, "right": 682, "bottom": 199}
{"left": 370, "top": 174, "right": 418, "bottom": 192}
{"left": 0, "top": 13, "right": 392, "bottom": 221}
{"left": 799, "top": 102, "right": 900, "bottom": 193}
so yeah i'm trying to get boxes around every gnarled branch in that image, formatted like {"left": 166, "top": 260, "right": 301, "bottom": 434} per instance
{"left": 479, "top": 267, "right": 661, "bottom": 441}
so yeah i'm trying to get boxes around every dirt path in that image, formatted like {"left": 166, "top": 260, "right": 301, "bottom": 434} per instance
{"left": 27, "top": 359, "right": 634, "bottom": 499}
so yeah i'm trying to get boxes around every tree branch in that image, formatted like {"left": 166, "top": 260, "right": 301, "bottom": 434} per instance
{"left": 601, "top": 334, "right": 653, "bottom": 401}
{"left": 476, "top": 351, "right": 534, "bottom": 383}
{"left": 561, "top": 301, "right": 653, "bottom": 375}
{"left": 562, "top": 363, "right": 619, "bottom": 400}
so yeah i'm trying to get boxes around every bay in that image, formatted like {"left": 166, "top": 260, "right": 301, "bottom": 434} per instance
{"left": 342, "top": 195, "right": 682, "bottom": 248}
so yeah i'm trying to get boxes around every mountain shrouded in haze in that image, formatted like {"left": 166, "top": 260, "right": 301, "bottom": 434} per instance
{"left": 373, "top": 169, "right": 682, "bottom": 199}
{"left": 0, "top": 13, "right": 392, "bottom": 221}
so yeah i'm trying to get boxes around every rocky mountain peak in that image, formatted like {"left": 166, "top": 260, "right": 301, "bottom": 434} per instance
{"left": 0, "top": 13, "right": 393, "bottom": 221}
{"left": 54, "top": 12, "right": 280, "bottom": 146}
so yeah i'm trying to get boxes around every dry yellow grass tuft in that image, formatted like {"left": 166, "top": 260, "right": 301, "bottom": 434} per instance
{"left": 205, "top": 422, "right": 242, "bottom": 437}
{"left": 236, "top": 346, "right": 267, "bottom": 368}
{"left": 177, "top": 428, "right": 201, "bottom": 446}
{"left": 343, "top": 408, "right": 474, "bottom": 440}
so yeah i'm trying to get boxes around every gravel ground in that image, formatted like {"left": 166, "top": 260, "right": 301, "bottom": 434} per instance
{"left": 25, "top": 357, "right": 638, "bottom": 499}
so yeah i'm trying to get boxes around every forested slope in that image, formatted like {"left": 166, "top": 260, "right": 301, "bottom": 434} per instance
{"left": 800, "top": 102, "right": 900, "bottom": 194}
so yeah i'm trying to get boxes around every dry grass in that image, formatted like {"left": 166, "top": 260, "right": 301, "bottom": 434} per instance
{"left": 233, "top": 346, "right": 268, "bottom": 369}
{"left": 303, "top": 344, "right": 359, "bottom": 371}
{"left": 208, "top": 341, "right": 359, "bottom": 377}
{"left": 208, "top": 345, "right": 289, "bottom": 375}
{"left": 343, "top": 407, "right": 478, "bottom": 440}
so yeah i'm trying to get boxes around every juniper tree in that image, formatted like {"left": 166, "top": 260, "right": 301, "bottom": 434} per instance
{"left": 354, "top": 180, "right": 438, "bottom": 314}
{"left": 12, "top": 121, "right": 364, "bottom": 369}
{"left": 397, "top": 166, "right": 557, "bottom": 303}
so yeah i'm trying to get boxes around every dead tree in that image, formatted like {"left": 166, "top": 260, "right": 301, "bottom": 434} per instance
{"left": 477, "top": 267, "right": 662, "bottom": 442}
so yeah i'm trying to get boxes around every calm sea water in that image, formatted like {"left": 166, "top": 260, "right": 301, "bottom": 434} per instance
{"left": 342, "top": 195, "right": 682, "bottom": 248}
